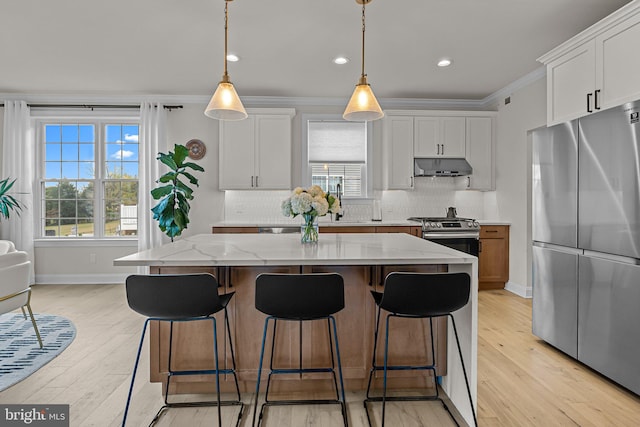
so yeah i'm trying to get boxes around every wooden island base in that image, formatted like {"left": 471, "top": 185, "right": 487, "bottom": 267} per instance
{"left": 149, "top": 264, "right": 448, "bottom": 395}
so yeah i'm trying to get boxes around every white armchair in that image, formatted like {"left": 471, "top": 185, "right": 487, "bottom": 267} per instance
{"left": 0, "top": 240, "right": 43, "bottom": 348}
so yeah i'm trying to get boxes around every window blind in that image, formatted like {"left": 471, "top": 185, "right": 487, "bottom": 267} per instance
{"left": 308, "top": 121, "right": 366, "bottom": 163}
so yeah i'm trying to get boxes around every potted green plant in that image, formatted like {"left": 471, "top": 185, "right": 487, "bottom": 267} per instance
{"left": 151, "top": 144, "right": 204, "bottom": 242}
{"left": 0, "top": 177, "right": 23, "bottom": 220}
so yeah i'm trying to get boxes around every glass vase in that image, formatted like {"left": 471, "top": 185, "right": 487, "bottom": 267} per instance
{"left": 301, "top": 214, "right": 319, "bottom": 243}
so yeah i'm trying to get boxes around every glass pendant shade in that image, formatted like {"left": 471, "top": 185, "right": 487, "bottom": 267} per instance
{"left": 204, "top": 80, "right": 247, "bottom": 120}
{"left": 343, "top": 77, "right": 384, "bottom": 121}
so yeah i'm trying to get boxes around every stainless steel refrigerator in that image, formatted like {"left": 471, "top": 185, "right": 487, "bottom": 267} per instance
{"left": 532, "top": 102, "right": 640, "bottom": 395}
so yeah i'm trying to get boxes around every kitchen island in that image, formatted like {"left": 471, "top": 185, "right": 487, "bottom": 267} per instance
{"left": 114, "top": 232, "right": 478, "bottom": 425}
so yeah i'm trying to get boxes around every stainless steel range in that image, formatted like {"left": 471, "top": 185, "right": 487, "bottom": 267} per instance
{"left": 408, "top": 213, "right": 480, "bottom": 256}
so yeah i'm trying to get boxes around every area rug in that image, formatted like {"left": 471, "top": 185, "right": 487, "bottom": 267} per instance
{"left": 0, "top": 313, "right": 76, "bottom": 392}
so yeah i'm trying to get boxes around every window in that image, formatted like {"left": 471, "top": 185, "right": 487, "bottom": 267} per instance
{"left": 39, "top": 120, "right": 139, "bottom": 238}
{"left": 304, "top": 117, "right": 371, "bottom": 198}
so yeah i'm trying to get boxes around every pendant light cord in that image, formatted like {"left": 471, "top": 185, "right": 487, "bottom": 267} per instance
{"left": 223, "top": 0, "right": 229, "bottom": 80}
{"left": 361, "top": 2, "right": 366, "bottom": 78}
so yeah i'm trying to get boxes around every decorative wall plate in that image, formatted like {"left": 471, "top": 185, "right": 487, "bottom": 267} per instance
{"left": 185, "top": 139, "right": 206, "bottom": 160}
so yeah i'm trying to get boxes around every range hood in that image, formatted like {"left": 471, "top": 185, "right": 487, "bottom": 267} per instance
{"left": 414, "top": 158, "right": 473, "bottom": 177}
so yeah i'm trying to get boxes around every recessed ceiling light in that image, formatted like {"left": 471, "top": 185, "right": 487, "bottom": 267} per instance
{"left": 333, "top": 56, "right": 349, "bottom": 65}
{"left": 437, "top": 58, "right": 452, "bottom": 67}
{"left": 227, "top": 54, "right": 240, "bottom": 62}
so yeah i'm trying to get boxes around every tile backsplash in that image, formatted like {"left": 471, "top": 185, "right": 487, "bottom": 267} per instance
{"left": 223, "top": 177, "right": 491, "bottom": 223}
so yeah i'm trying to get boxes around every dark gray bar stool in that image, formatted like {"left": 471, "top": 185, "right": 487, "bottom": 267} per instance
{"left": 364, "top": 272, "right": 477, "bottom": 427}
{"left": 252, "top": 273, "right": 348, "bottom": 427}
{"left": 123, "top": 273, "right": 243, "bottom": 426}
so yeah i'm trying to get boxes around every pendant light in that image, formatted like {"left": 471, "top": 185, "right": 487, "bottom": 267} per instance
{"left": 204, "top": 0, "right": 247, "bottom": 121}
{"left": 343, "top": 0, "right": 384, "bottom": 122}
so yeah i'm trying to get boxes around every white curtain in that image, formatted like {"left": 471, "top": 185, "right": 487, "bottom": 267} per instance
{"left": 138, "top": 102, "right": 168, "bottom": 262}
{"left": 1, "top": 100, "right": 35, "bottom": 281}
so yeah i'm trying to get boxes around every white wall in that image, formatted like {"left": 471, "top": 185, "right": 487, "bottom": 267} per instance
{"left": 4, "top": 94, "right": 544, "bottom": 286}
{"left": 494, "top": 77, "right": 547, "bottom": 297}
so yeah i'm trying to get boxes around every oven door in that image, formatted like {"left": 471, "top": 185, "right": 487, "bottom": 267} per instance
{"left": 424, "top": 232, "right": 479, "bottom": 256}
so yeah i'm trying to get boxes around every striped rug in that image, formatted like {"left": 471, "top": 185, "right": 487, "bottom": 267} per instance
{"left": 0, "top": 313, "right": 76, "bottom": 391}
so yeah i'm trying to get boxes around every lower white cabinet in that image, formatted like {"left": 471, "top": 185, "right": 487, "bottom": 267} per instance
{"left": 219, "top": 109, "right": 295, "bottom": 190}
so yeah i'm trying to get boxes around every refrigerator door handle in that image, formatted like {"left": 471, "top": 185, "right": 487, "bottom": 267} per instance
{"left": 583, "top": 249, "right": 640, "bottom": 266}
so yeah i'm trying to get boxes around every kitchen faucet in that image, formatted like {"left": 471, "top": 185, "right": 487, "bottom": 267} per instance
{"left": 335, "top": 183, "right": 343, "bottom": 221}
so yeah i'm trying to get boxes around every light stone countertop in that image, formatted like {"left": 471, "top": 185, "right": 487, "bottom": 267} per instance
{"left": 112, "top": 232, "right": 478, "bottom": 426}
{"left": 211, "top": 219, "right": 418, "bottom": 228}
{"left": 114, "top": 232, "right": 476, "bottom": 267}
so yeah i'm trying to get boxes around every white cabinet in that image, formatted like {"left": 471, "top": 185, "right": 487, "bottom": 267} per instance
{"left": 383, "top": 111, "right": 495, "bottom": 191}
{"left": 414, "top": 117, "right": 466, "bottom": 158}
{"left": 219, "top": 109, "right": 295, "bottom": 190}
{"left": 465, "top": 117, "right": 494, "bottom": 191}
{"left": 541, "top": 3, "right": 640, "bottom": 125}
{"left": 383, "top": 116, "right": 414, "bottom": 189}
{"left": 545, "top": 41, "right": 596, "bottom": 125}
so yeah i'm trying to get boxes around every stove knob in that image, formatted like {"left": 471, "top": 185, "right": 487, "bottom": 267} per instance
{"left": 429, "top": 222, "right": 436, "bottom": 228}
{"left": 467, "top": 221, "right": 473, "bottom": 227}
{"left": 473, "top": 221, "right": 479, "bottom": 227}
{"left": 437, "top": 223, "right": 442, "bottom": 228}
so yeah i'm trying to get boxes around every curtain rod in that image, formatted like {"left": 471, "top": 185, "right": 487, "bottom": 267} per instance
{"left": 0, "top": 103, "right": 183, "bottom": 111}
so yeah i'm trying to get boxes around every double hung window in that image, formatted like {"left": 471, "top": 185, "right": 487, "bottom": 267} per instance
{"left": 39, "top": 119, "right": 139, "bottom": 238}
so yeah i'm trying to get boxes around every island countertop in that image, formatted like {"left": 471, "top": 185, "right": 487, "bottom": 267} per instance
{"left": 114, "top": 232, "right": 476, "bottom": 267}
{"left": 113, "top": 232, "right": 477, "bottom": 426}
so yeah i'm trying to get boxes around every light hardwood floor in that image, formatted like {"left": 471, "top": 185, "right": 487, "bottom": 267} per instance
{"left": 0, "top": 285, "right": 639, "bottom": 426}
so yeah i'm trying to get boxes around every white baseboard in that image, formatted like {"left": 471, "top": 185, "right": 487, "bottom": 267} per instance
{"left": 35, "top": 273, "right": 127, "bottom": 285}
{"left": 504, "top": 281, "right": 532, "bottom": 298}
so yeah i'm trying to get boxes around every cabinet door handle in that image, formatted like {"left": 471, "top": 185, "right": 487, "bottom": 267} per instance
{"left": 485, "top": 230, "right": 498, "bottom": 233}
{"left": 251, "top": 176, "right": 254, "bottom": 187}
{"left": 410, "top": 176, "right": 414, "bottom": 187}
{"left": 255, "top": 176, "right": 259, "bottom": 187}
{"left": 441, "top": 144, "right": 444, "bottom": 155}
{"left": 467, "top": 176, "right": 471, "bottom": 188}
{"left": 587, "top": 93, "right": 593, "bottom": 113}
{"left": 479, "top": 240, "right": 483, "bottom": 253}
{"left": 436, "top": 144, "right": 440, "bottom": 155}
{"left": 595, "top": 89, "right": 601, "bottom": 110}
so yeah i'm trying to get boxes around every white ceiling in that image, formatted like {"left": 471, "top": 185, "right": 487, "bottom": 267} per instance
{"left": 0, "top": 0, "right": 631, "bottom": 101}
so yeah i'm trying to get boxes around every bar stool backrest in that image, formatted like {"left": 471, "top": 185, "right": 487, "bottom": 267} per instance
{"left": 126, "top": 274, "right": 222, "bottom": 319}
{"left": 255, "top": 273, "right": 345, "bottom": 320}
{"left": 380, "top": 272, "right": 470, "bottom": 316}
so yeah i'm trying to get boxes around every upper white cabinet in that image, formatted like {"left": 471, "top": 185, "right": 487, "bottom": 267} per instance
{"left": 540, "top": 2, "right": 640, "bottom": 125}
{"left": 465, "top": 117, "right": 494, "bottom": 191}
{"left": 383, "top": 111, "right": 496, "bottom": 191}
{"left": 219, "top": 108, "right": 295, "bottom": 190}
{"left": 383, "top": 116, "right": 415, "bottom": 190}
{"left": 414, "top": 117, "right": 466, "bottom": 158}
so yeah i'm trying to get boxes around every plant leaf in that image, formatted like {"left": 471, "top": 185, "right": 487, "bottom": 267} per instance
{"left": 181, "top": 172, "right": 199, "bottom": 186}
{"left": 173, "top": 144, "right": 189, "bottom": 166}
{"left": 158, "top": 172, "right": 177, "bottom": 183}
{"left": 150, "top": 185, "right": 174, "bottom": 200}
{"left": 174, "top": 179, "right": 193, "bottom": 198}
{"left": 182, "top": 162, "right": 205, "bottom": 172}
{"left": 157, "top": 152, "right": 178, "bottom": 171}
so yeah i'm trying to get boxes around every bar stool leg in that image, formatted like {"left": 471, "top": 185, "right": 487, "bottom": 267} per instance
{"left": 330, "top": 315, "right": 349, "bottom": 426}
{"left": 224, "top": 307, "right": 243, "bottom": 403}
{"left": 381, "top": 314, "right": 394, "bottom": 427}
{"left": 122, "top": 319, "right": 150, "bottom": 427}
{"left": 252, "top": 316, "right": 272, "bottom": 427}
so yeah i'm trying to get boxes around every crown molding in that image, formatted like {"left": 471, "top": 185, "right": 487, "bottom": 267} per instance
{"left": 481, "top": 66, "right": 546, "bottom": 109}
{"left": 537, "top": 0, "right": 640, "bottom": 64}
